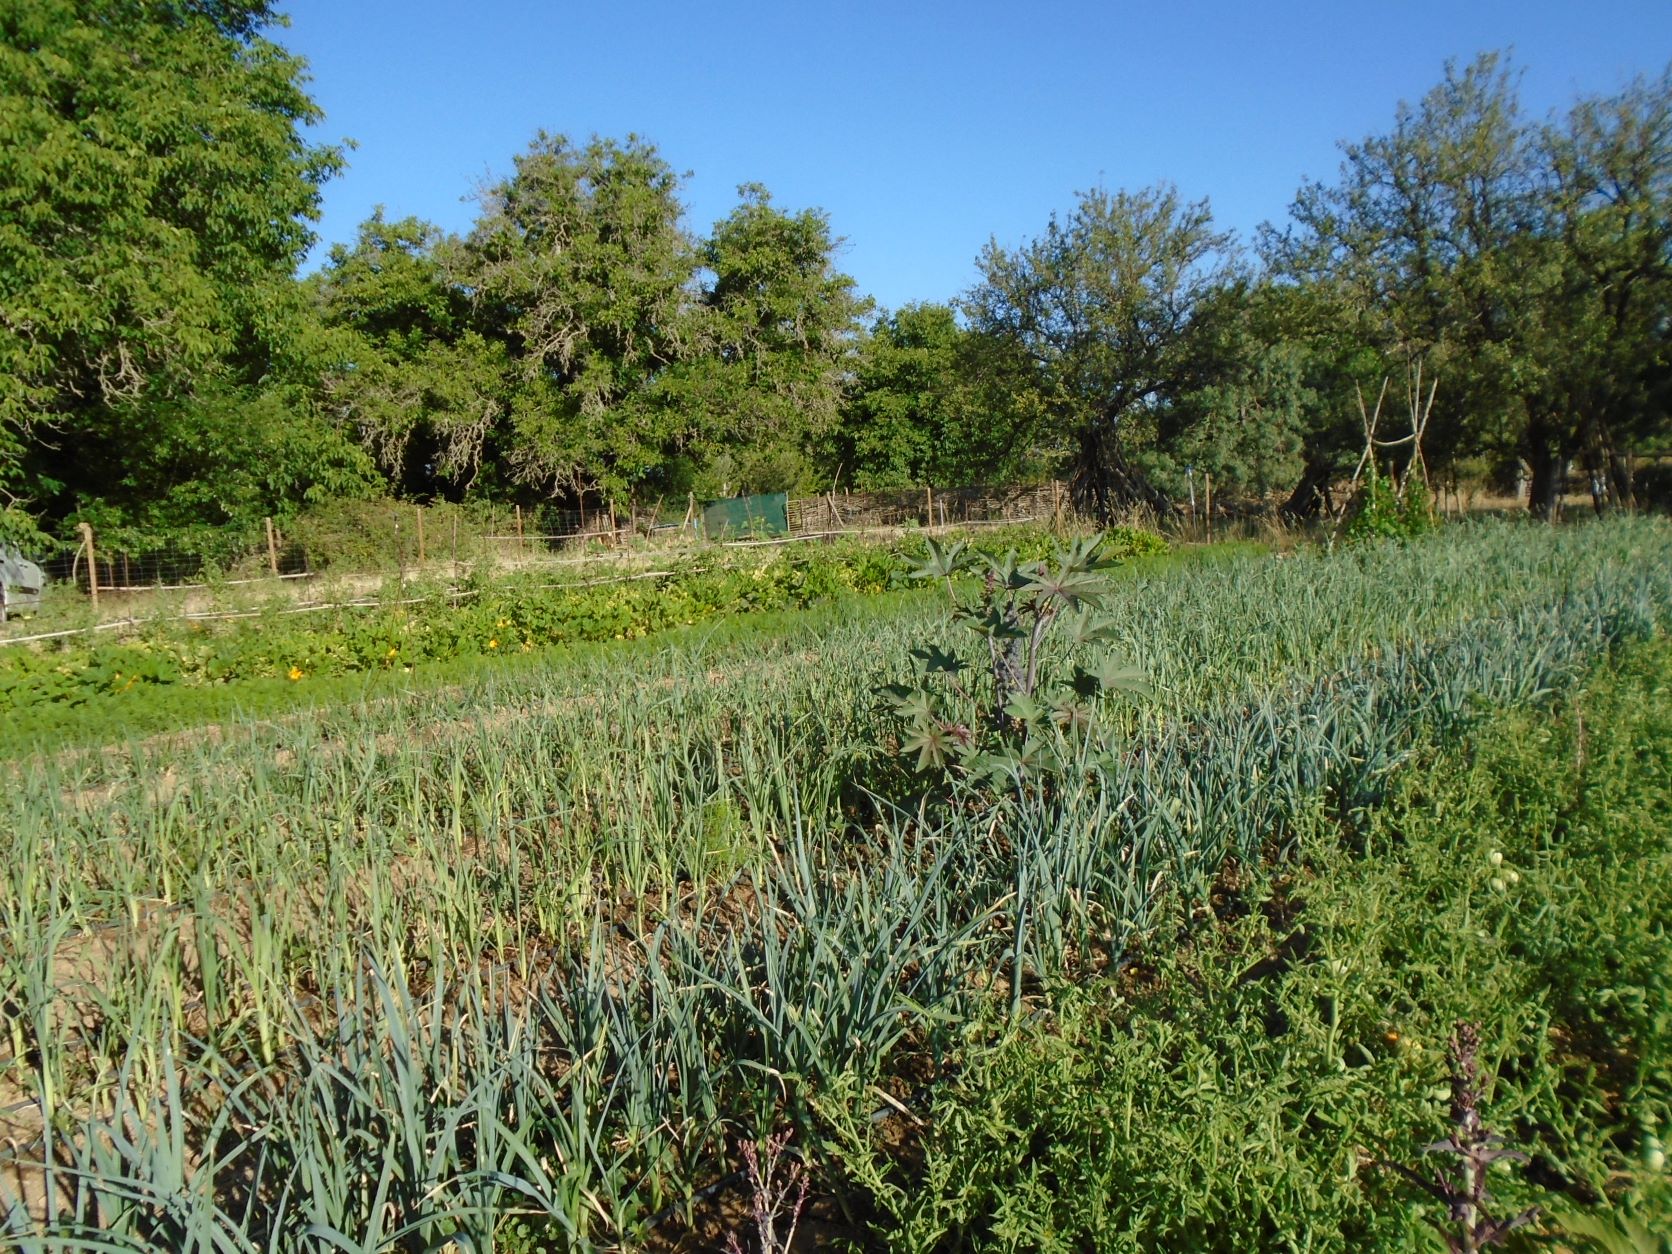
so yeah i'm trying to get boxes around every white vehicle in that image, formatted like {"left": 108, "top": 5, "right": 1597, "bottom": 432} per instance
{"left": 0, "top": 545, "right": 45, "bottom": 622}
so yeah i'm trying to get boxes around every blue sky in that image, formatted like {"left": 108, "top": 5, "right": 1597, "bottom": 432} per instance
{"left": 281, "top": 1, "right": 1672, "bottom": 312}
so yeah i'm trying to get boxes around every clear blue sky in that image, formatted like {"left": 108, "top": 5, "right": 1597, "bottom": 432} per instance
{"left": 281, "top": 0, "right": 1672, "bottom": 312}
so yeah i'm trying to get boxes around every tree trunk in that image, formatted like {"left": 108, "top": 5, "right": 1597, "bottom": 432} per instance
{"left": 1579, "top": 415, "right": 1611, "bottom": 517}
{"left": 1588, "top": 414, "right": 1638, "bottom": 514}
{"left": 1280, "top": 454, "right": 1336, "bottom": 521}
{"left": 1526, "top": 427, "right": 1566, "bottom": 521}
{"left": 1070, "top": 422, "right": 1171, "bottom": 524}
{"left": 1608, "top": 448, "right": 1636, "bottom": 512}
{"left": 1583, "top": 450, "right": 1609, "bottom": 518}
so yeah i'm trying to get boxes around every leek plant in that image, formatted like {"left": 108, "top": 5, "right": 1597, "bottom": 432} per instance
{"left": 2, "top": 519, "right": 1669, "bottom": 1248}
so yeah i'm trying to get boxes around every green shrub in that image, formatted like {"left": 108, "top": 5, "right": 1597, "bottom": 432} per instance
{"left": 880, "top": 533, "right": 1150, "bottom": 785}
{"left": 1346, "top": 467, "right": 1437, "bottom": 544}
{"left": 829, "top": 638, "right": 1672, "bottom": 1251}
{"left": 283, "top": 497, "right": 421, "bottom": 572}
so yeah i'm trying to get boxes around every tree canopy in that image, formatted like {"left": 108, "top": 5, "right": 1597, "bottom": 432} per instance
{"left": 677, "top": 184, "right": 871, "bottom": 495}
{"left": 1268, "top": 54, "right": 1672, "bottom": 515}
{"left": 0, "top": 0, "right": 353, "bottom": 542}
{"left": 964, "top": 185, "right": 1234, "bottom": 519}
{"left": 2, "top": 18, "right": 1669, "bottom": 550}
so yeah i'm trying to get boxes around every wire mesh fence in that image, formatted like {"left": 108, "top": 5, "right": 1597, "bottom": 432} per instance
{"left": 38, "top": 539, "right": 308, "bottom": 594}
{"left": 790, "top": 480, "right": 1064, "bottom": 533}
{"left": 31, "top": 480, "right": 1072, "bottom": 602}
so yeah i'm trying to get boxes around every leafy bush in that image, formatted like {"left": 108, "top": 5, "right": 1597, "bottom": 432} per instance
{"left": 0, "top": 503, "right": 56, "bottom": 555}
{"left": 1346, "top": 467, "right": 1437, "bottom": 544}
{"left": 284, "top": 497, "right": 428, "bottom": 572}
{"left": 830, "top": 638, "right": 1672, "bottom": 1251}
{"left": 880, "top": 533, "right": 1150, "bottom": 785}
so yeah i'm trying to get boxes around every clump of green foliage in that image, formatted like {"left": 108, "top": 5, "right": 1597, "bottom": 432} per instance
{"left": 880, "top": 532, "right": 1151, "bottom": 785}
{"left": 1346, "top": 467, "right": 1437, "bottom": 544}
{"left": 829, "top": 637, "right": 1672, "bottom": 1251}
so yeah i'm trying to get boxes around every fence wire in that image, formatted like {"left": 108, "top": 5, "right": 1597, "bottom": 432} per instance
{"left": 28, "top": 481, "right": 1070, "bottom": 602}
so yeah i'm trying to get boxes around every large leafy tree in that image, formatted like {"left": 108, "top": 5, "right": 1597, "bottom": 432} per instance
{"left": 1268, "top": 53, "right": 1672, "bottom": 515}
{"left": 832, "top": 302, "right": 1035, "bottom": 489}
{"left": 834, "top": 302, "right": 969, "bottom": 488}
{"left": 321, "top": 170, "right": 877, "bottom": 508}
{"left": 0, "top": 0, "right": 347, "bottom": 539}
{"left": 462, "top": 132, "right": 699, "bottom": 504}
{"left": 1167, "top": 275, "right": 1392, "bottom": 518}
{"left": 964, "top": 185, "right": 1233, "bottom": 521}
{"left": 673, "top": 184, "right": 871, "bottom": 495}
{"left": 1269, "top": 55, "right": 1540, "bottom": 500}
{"left": 310, "top": 211, "right": 508, "bottom": 497}
{"left": 1531, "top": 69, "right": 1672, "bottom": 512}
{"left": 1151, "top": 278, "right": 1317, "bottom": 506}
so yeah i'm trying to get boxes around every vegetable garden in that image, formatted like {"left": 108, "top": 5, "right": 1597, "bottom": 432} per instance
{"left": 2, "top": 518, "right": 1670, "bottom": 1250}
{"left": 0, "top": 526, "right": 1168, "bottom": 751}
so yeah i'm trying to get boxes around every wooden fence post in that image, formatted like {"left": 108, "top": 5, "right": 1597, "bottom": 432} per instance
{"left": 925, "top": 485, "right": 934, "bottom": 528}
{"left": 515, "top": 504, "right": 525, "bottom": 555}
{"left": 79, "top": 521, "right": 99, "bottom": 610}
{"left": 416, "top": 506, "right": 426, "bottom": 565}
{"left": 264, "top": 516, "right": 280, "bottom": 576}
{"left": 1204, "top": 472, "right": 1213, "bottom": 539}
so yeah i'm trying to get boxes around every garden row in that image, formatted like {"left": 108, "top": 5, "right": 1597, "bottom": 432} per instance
{"left": 0, "top": 524, "right": 1165, "bottom": 723}
{"left": 1, "top": 519, "right": 1668, "bottom": 1249}
{"left": 845, "top": 637, "right": 1672, "bottom": 1248}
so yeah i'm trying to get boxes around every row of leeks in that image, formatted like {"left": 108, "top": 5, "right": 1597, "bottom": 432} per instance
{"left": 3, "top": 517, "right": 1670, "bottom": 1249}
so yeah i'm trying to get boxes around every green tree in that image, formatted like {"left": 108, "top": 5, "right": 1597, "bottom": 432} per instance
{"left": 463, "top": 132, "right": 699, "bottom": 504}
{"left": 310, "top": 211, "right": 508, "bottom": 497}
{"left": 831, "top": 303, "right": 1037, "bottom": 489}
{"left": 1267, "top": 53, "right": 1672, "bottom": 516}
{"left": 964, "top": 185, "right": 1233, "bottom": 521}
{"left": 1533, "top": 68, "right": 1672, "bottom": 513}
{"left": 1168, "top": 276, "right": 1391, "bottom": 518}
{"left": 0, "top": 0, "right": 345, "bottom": 534}
{"left": 1149, "top": 278, "right": 1314, "bottom": 506}
{"left": 66, "top": 382, "right": 378, "bottom": 549}
{"left": 835, "top": 303, "right": 969, "bottom": 488}
{"left": 1270, "top": 54, "right": 1540, "bottom": 502}
{"left": 673, "top": 184, "right": 871, "bottom": 495}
